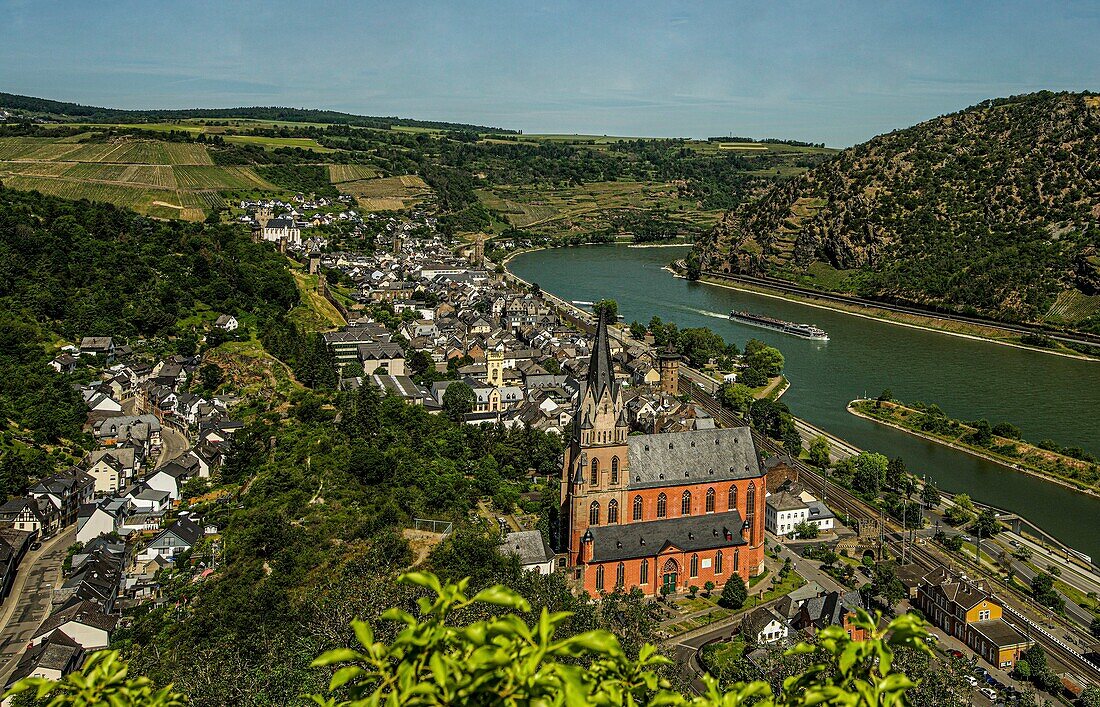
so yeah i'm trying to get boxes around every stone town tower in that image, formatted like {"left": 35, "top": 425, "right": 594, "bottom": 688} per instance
{"left": 486, "top": 350, "right": 505, "bottom": 387}
{"left": 658, "top": 344, "right": 681, "bottom": 396}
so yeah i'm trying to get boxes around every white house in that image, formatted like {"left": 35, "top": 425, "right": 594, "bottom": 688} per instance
{"left": 144, "top": 460, "right": 198, "bottom": 501}
{"left": 75, "top": 498, "right": 132, "bottom": 544}
{"left": 214, "top": 314, "right": 239, "bottom": 332}
{"left": 7, "top": 631, "right": 83, "bottom": 685}
{"left": 136, "top": 515, "right": 204, "bottom": 564}
{"left": 32, "top": 600, "right": 117, "bottom": 650}
{"left": 765, "top": 489, "right": 809, "bottom": 537}
{"left": 125, "top": 485, "right": 171, "bottom": 514}
{"left": 84, "top": 448, "right": 137, "bottom": 494}
{"left": 742, "top": 606, "right": 790, "bottom": 644}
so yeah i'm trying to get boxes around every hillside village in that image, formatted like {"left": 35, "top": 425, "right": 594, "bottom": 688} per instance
{"left": 0, "top": 208, "right": 1068, "bottom": 706}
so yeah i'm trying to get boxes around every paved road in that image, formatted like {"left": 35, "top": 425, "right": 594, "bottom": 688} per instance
{"left": 0, "top": 526, "right": 75, "bottom": 684}
{"left": 157, "top": 424, "right": 190, "bottom": 470}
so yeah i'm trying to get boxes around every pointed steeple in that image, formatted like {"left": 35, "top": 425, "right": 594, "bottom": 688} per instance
{"left": 585, "top": 308, "right": 617, "bottom": 402}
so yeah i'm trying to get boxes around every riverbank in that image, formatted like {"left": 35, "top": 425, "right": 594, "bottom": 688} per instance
{"left": 847, "top": 399, "right": 1100, "bottom": 500}
{"left": 693, "top": 273, "right": 1099, "bottom": 363}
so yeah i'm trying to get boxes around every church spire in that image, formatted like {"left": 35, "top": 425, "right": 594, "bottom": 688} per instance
{"left": 585, "top": 308, "right": 617, "bottom": 402}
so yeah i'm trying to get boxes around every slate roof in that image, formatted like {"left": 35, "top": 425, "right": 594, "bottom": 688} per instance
{"left": 800, "top": 590, "right": 865, "bottom": 629}
{"left": 157, "top": 516, "right": 204, "bottom": 546}
{"left": 767, "top": 490, "right": 807, "bottom": 512}
{"left": 7, "top": 630, "right": 82, "bottom": 684}
{"left": 357, "top": 341, "right": 405, "bottom": 360}
{"left": 35, "top": 600, "right": 118, "bottom": 638}
{"left": 743, "top": 605, "right": 787, "bottom": 637}
{"left": 626, "top": 426, "right": 762, "bottom": 490}
{"left": 587, "top": 510, "right": 746, "bottom": 562}
{"left": 498, "top": 530, "right": 554, "bottom": 566}
{"left": 583, "top": 312, "right": 617, "bottom": 403}
{"left": 970, "top": 619, "right": 1031, "bottom": 647}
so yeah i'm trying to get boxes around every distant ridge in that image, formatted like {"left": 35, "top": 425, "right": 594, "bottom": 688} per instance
{"left": 0, "top": 91, "right": 518, "bottom": 134}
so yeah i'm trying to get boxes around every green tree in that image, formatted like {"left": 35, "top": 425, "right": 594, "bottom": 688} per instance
{"left": 684, "top": 249, "right": 702, "bottom": 280}
{"left": 1030, "top": 572, "right": 1065, "bottom": 612}
{"left": 739, "top": 367, "right": 768, "bottom": 388}
{"left": 971, "top": 508, "right": 999, "bottom": 538}
{"left": 442, "top": 381, "right": 475, "bottom": 421}
{"left": 1080, "top": 685, "right": 1100, "bottom": 707}
{"left": 718, "top": 382, "right": 755, "bottom": 414}
{"left": 867, "top": 562, "right": 906, "bottom": 612}
{"left": 198, "top": 362, "right": 224, "bottom": 391}
{"left": 808, "top": 436, "right": 831, "bottom": 469}
{"left": 4, "top": 650, "right": 186, "bottom": 706}
{"left": 953, "top": 494, "right": 975, "bottom": 511}
{"left": 885, "top": 457, "right": 907, "bottom": 491}
{"left": 1013, "top": 658, "right": 1031, "bottom": 680}
{"left": 719, "top": 574, "right": 749, "bottom": 610}
{"left": 792, "top": 521, "right": 819, "bottom": 540}
{"left": 920, "top": 483, "right": 940, "bottom": 508}
{"left": 1089, "top": 615, "right": 1100, "bottom": 639}
{"left": 593, "top": 299, "right": 618, "bottom": 322}
{"left": 850, "top": 452, "right": 889, "bottom": 497}
{"left": 302, "top": 571, "right": 933, "bottom": 707}
{"left": 968, "top": 419, "right": 993, "bottom": 447}
{"left": 746, "top": 344, "right": 784, "bottom": 376}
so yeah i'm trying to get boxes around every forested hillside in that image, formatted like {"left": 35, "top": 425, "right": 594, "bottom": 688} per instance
{"left": 0, "top": 184, "right": 296, "bottom": 491}
{"left": 0, "top": 91, "right": 514, "bottom": 133}
{"left": 697, "top": 91, "right": 1100, "bottom": 331}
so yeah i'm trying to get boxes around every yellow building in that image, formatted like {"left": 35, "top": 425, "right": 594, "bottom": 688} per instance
{"left": 914, "top": 567, "right": 1034, "bottom": 669}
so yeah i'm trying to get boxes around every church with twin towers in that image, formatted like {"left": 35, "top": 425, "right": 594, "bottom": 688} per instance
{"left": 560, "top": 312, "right": 767, "bottom": 596}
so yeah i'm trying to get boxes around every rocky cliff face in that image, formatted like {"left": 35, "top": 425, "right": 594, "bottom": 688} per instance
{"left": 698, "top": 91, "right": 1100, "bottom": 328}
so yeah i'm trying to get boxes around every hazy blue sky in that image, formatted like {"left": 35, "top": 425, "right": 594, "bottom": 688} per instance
{"left": 2, "top": 1, "right": 1097, "bottom": 145}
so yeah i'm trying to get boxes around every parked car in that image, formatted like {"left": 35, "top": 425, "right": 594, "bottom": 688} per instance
{"left": 964, "top": 675, "right": 979, "bottom": 687}
{"left": 1009, "top": 540, "right": 1020, "bottom": 547}
{"left": 979, "top": 687, "right": 997, "bottom": 700}
{"left": 947, "top": 649, "right": 965, "bottom": 659}
{"left": 30, "top": 541, "right": 41, "bottom": 551}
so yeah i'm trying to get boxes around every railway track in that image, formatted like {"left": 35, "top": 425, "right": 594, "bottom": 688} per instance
{"left": 701, "top": 270, "right": 1100, "bottom": 349}
{"left": 680, "top": 376, "right": 1100, "bottom": 680}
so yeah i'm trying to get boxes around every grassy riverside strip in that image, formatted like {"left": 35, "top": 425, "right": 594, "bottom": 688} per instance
{"left": 848, "top": 398, "right": 1100, "bottom": 496}
{"left": 694, "top": 273, "right": 1100, "bottom": 362}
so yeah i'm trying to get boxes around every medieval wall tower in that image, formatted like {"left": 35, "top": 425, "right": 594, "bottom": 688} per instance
{"left": 658, "top": 344, "right": 681, "bottom": 396}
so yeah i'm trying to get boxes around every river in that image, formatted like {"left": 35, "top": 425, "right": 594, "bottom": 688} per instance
{"left": 508, "top": 244, "right": 1100, "bottom": 560}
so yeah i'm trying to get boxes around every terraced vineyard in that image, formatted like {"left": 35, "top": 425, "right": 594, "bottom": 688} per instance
{"left": 338, "top": 174, "right": 431, "bottom": 211}
{"left": 0, "top": 135, "right": 280, "bottom": 220}
{"left": 327, "top": 164, "right": 379, "bottom": 183}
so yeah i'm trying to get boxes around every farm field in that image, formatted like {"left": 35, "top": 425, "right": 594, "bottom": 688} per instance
{"left": 0, "top": 136, "right": 213, "bottom": 164}
{"left": 0, "top": 135, "right": 285, "bottom": 219}
{"left": 221, "top": 134, "right": 336, "bottom": 152}
{"left": 328, "top": 164, "right": 379, "bottom": 183}
{"left": 478, "top": 180, "right": 722, "bottom": 235}
{"left": 1041, "top": 289, "right": 1100, "bottom": 325}
{"left": 339, "top": 174, "right": 431, "bottom": 211}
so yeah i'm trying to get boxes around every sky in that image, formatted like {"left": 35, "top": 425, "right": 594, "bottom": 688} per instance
{"left": 1, "top": 1, "right": 1098, "bottom": 146}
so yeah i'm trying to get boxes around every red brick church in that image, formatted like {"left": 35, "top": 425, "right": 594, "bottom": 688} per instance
{"left": 560, "top": 314, "right": 768, "bottom": 596}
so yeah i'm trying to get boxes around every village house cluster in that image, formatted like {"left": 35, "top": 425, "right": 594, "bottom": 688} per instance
{"left": 2, "top": 334, "right": 240, "bottom": 687}
{"left": 239, "top": 192, "right": 358, "bottom": 249}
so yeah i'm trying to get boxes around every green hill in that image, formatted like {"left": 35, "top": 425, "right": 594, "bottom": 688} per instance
{"left": 696, "top": 91, "right": 1100, "bottom": 332}
{"left": 0, "top": 91, "right": 516, "bottom": 133}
